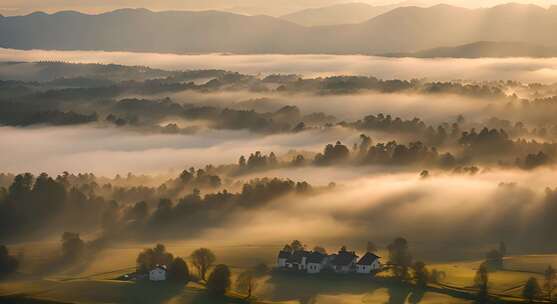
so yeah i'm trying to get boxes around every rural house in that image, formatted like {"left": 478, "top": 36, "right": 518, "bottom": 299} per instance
{"left": 277, "top": 250, "right": 291, "bottom": 268}
{"left": 286, "top": 250, "right": 310, "bottom": 270}
{"left": 277, "top": 246, "right": 380, "bottom": 275}
{"left": 306, "top": 251, "right": 328, "bottom": 274}
{"left": 330, "top": 249, "right": 358, "bottom": 273}
{"left": 356, "top": 252, "right": 381, "bottom": 274}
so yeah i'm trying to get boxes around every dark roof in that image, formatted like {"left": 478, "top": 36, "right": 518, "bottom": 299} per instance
{"left": 278, "top": 250, "right": 291, "bottom": 259}
{"left": 357, "top": 252, "right": 380, "bottom": 265}
{"left": 287, "top": 250, "right": 309, "bottom": 263}
{"left": 152, "top": 265, "right": 167, "bottom": 271}
{"left": 331, "top": 251, "right": 358, "bottom": 266}
{"left": 307, "top": 251, "right": 327, "bottom": 264}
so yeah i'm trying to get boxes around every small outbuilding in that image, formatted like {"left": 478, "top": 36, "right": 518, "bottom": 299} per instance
{"left": 149, "top": 265, "right": 167, "bottom": 281}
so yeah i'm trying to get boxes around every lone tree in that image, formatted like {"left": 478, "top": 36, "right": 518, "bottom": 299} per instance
{"left": 207, "top": 264, "right": 231, "bottom": 296}
{"left": 282, "top": 244, "right": 293, "bottom": 253}
{"left": 485, "top": 249, "right": 503, "bottom": 269}
{"left": 167, "top": 257, "right": 190, "bottom": 284}
{"left": 313, "top": 246, "right": 327, "bottom": 255}
{"left": 190, "top": 248, "right": 216, "bottom": 282}
{"left": 499, "top": 241, "right": 507, "bottom": 258}
{"left": 236, "top": 269, "right": 257, "bottom": 299}
{"left": 61, "top": 232, "right": 85, "bottom": 261}
{"left": 290, "top": 240, "right": 304, "bottom": 252}
{"left": 523, "top": 277, "right": 541, "bottom": 303}
{"left": 474, "top": 263, "right": 489, "bottom": 303}
{"left": 388, "top": 237, "right": 412, "bottom": 281}
{"left": 544, "top": 265, "right": 556, "bottom": 301}
{"left": 412, "top": 261, "right": 429, "bottom": 288}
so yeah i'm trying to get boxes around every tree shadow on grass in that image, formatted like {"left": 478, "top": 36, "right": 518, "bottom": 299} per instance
{"left": 189, "top": 293, "right": 248, "bottom": 304}
{"left": 263, "top": 271, "right": 384, "bottom": 304}
{"left": 42, "top": 280, "right": 187, "bottom": 304}
{"left": 119, "top": 281, "right": 186, "bottom": 304}
{"left": 261, "top": 271, "right": 430, "bottom": 304}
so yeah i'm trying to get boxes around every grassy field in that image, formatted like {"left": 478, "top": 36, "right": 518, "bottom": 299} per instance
{"left": 429, "top": 256, "right": 551, "bottom": 298}
{"left": 3, "top": 241, "right": 556, "bottom": 303}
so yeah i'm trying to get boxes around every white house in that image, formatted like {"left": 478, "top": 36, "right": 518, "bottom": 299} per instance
{"left": 149, "top": 265, "right": 167, "bottom": 281}
{"left": 306, "top": 252, "right": 327, "bottom": 274}
{"left": 286, "top": 250, "right": 310, "bottom": 270}
{"left": 330, "top": 250, "right": 358, "bottom": 273}
{"left": 356, "top": 252, "right": 381, "bottom": 274}
{"left": 276, "top": 246, "right": 380, "bottom": 275}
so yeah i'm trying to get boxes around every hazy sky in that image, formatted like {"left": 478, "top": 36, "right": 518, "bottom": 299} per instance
{"left": 2, "top": 0, "right": 557, "bottom": 16}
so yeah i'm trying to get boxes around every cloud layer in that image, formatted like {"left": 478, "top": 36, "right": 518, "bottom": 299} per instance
{"left": 3, "top": 48, "right": 557, "bottom": 83}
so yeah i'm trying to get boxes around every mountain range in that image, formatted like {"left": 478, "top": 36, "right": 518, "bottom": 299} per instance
{"left": 280, "top": 2, "right": 398, "bottom": 26}
{"left": 1, "top": 4, "right": 557, "bottom": 55}
{"left": 384, "top": 41, "right": 557, "bottom": 58}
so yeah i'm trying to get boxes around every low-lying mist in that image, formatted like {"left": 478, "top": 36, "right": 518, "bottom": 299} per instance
{"left": 3, "top": 48, "right": 557, "bottom": 83}
{"left": 0, "top": 125, "right": 367, "bottom": 176}
{"left": 196, "top": 167, "right": 557, "bottom": 259}
{"left": 166, "top": 90, "right": 496, "bottom": 123}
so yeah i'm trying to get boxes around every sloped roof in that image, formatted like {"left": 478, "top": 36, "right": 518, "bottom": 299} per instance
{"left": 287, "top": 250, "right": 310, "bottom": 263}
{"left": 151, "top": 265, "right": 167, "bottom": 272}
{"left": 278, "top": 250, "right": 291, "bottom": 259}
{"left": 357, "top": 252, "right": 380, "bottom": 265}
{"left": 331, "top": 251, "right": 357, "bottom": 266}
{"left": 307, "top": 251, "right": 327, "bottom": 264}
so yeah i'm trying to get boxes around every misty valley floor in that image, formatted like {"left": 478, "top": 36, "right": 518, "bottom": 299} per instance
{"left": 2, "top": 242, "right": 556, "bottom": 304}
{"left": 3, "top": 49, "right": 557, "bottom": 303}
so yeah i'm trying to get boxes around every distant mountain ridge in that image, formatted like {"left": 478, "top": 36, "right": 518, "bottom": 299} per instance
{"left": 384, "top": 41, "right": 557, "bottom": 58}
{"left": 280, "top": 2, "right": 397, "bottom": 26}
{"left": 1, "top": 4, "right": 557, "bottom": 55}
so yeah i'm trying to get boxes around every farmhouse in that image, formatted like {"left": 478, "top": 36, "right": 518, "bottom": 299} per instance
{"left": 286, "top": 250, "right": 310, "bottom": 270}
{"left": 330, "top": 250, "right": 358, "bottom": 273}
{"left": 149, "top": 265, "right": 167, "bottom": 281}
{"left": 277, "top": 247, "right": 381, "bottom": 275}
{"left": 306, "top": 251, "right": 328, "bottom": 274}
{"left": 277, "top": 250, "right": 291, "bottom": 267}
{"left": 356, "top": 252, "right": 381, "bottom": 274}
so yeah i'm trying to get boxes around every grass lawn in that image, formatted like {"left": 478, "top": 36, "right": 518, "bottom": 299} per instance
{"left": 429, "top": 256, "right": 552, "bottom": 298}
{"left": 5, "top": 241, "right": 557, "bottom": 303}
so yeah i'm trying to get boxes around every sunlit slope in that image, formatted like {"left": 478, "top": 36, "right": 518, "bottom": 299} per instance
{"left": 4, "top": 242, "right": 555, "bottom": 303}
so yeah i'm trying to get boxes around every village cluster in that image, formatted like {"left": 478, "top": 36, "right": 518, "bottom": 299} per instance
{"left": 276, "top": 247, "right": 382, "bottom": 275}
{"left": 123, "top": 246, "right": 383, "bottom": 282}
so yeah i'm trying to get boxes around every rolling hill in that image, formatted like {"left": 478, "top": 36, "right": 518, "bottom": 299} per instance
{"left": 1, "top": 4, "right": 557, "bottom": 55}
{"left": 383, "top": 41, "right": 557, "bottom": 58}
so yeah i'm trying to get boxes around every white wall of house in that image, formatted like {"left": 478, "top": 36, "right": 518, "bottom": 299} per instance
{"left": 277, "top": 258, "right": 287, "bottom": 267}
{"left": 300, "top": 257, "right": 307, "bottom": 270}
{"left": 149, "top": 268, "right": 166, "bottom": 281}
{"left": 356, "top": 264, "right": 371, "bottom": 274}
{"left": 371, "top": 260, "right": 381, "bottom": 271}
{"left": 307, "top": 262, "right": 322, "bottom": 274}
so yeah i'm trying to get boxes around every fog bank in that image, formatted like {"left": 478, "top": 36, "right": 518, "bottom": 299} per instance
{"left": 0, "top": 125, "right": 363, "bottom": 176}
{"left": 3, "top": 48, "right": 557, "bottom": 83}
